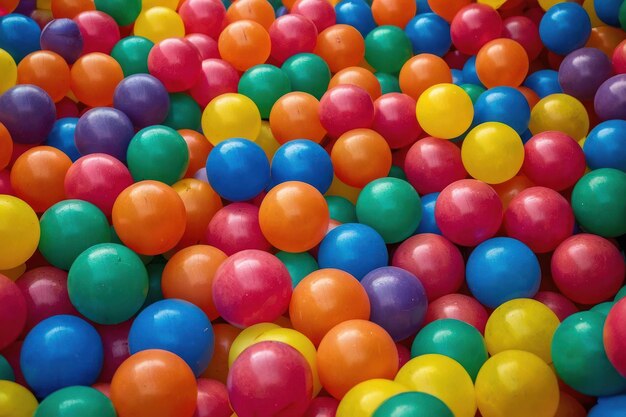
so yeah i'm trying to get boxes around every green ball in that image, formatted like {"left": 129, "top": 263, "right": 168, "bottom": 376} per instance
{"left": 365, "top": 26, "right": 413, "bottom": 74}
{"left": 0, "top": 354, "right": 14, "bottom": 381}
{"left": 620, "top": 0, "right": 626, "bottom": 31}
{"left": 282, "top": 53, "right": 331, "bottom": 100}
{"left": 571, "top": 168, "right": 626, "bottom": 237}
{"left": 460, "top": 83, "right": 485, "bottom": 104}
{"left": 142, "top": 260, "right": 165, "bottom": 310}
{"left": 325, "top": 195, "right": 357, "bottom": 224}
{"left": 34, "top": 386, "right": 116, "bottom": 417}
{"left": 163, "top": 93, "right": 202, "bottom": 131}
{"left": 388, "top": 165, "right": 407, "bottom": 181}
{"left": 239, "top": 64, "right": 291, "bottom": 119}
{"left": 590, "top": 301, "right": 614, "bottom": 317}
{"left": 275, "top": 251, "right": 319, "bottom": 288}
{"left": 94, "top": 0, "right": 141, "bottom": 26}
{"left": 68, "top": 243, "right": 148, "bottom": 325}
{"left": 615, "top": 286, "right": 626, "bottom": 301}
{"left": 111, "top": 36, "right": 154, "bottom": 77}
{"left": 356, "top": 177, "right": 422, "bottom": 243}
{"left": 551, "top": 311, "right": 626, "bottom": 397}
{"left": 376, "top": 72, "right": 401, "bottom": 94}
{"left": 411, "top": 319, "right": 488, "bottom": 381}
{"left": 373, "top": 392, "right": 453, "bottom": 417}
{"left": 127, "top": 125, "right": 189, "bottom": 185}
{"left": 39, "top": 200, "right": 111, "bottom": 270}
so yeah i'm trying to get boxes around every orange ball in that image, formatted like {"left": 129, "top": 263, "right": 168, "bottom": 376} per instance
{"left": 427, "top": 0, "right": 471, "bottom": 22}
{"left": 10, "top": 146, "right": 71, "bottom": 213}
{"left": 331, "top": 128, "right": 392, "bottom": 188}
{"left": 554, "top": 391, "right": 586, "bottom": 417}
{"left": 112, "top": 180, "right": 187, "bottom": 256}
{"left": 218, "top": 20, "right": 271, "bottom": 71}
{"left": 161, "top": 244, "right": 227, "bottom": 320}
{"left": 51, "top": 0, "right": 95, "bottom": 18}
{"left": 0, "top": 0, "right": 19, "bottom": 14}
{"left": 111, "top": 349, "right": 198, "bottom": 417}
{"left": 226, "top": 0, "right": 275, "bottom": 30}
{"left": 201, "top": 323, "right": 242, "bottom": 383}
{"left": 491, "top": 175, "right": 534, "bottom": 210}
{"left": 179, "top": 129, "right": 212, "bottom": 178}
{"left": 399, "top": 54, "right": 452, "bottom": 100}
{"left": 171, "top": 178, "right": 222, "bottom": 249}
{"left": 517, "top": 86, "right": 540, "bottom": 109}
{"left": 328, "top": 66, "right": 382, "bottom": 100}
{"left": 476, "top": 38, "right": 528, "bottom": 88}
{"left": 586, "top": 26, "right": 626, "bottom": 57}
{"left": 289, "top": 268, "right": 370, "bottom": 346}
{"left": 317, "top": 319, "right": 399, "bottom": 399}
{"left": 269, "top": 91, "right": 326, "bottom": 144}
{"left": 314, "top": 24, "right": 365, "bottom": 73}
{"left": 18, "top": 51, "right": 71, "bottom": 103}
{"left": 371, "top": 0, "right": 416, "bottom": 27}
{"left": 0, "top": 122, "right": 11, "bottom": 171}
{"left": 70, "top": 52, "right": 124, "bottom": 107}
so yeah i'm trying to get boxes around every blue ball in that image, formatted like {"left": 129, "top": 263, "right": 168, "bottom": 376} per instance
{"left": 270, "top": 139, "right": 333, "bottom": 194}
{"left": 416, "top": 0, "right": 432, "bottom": 14}
{"left": 335, "top": 0, "right": 376, "bottom": 37}
{"left": 451, "top": 69, "right": 464, "bottom": 85}
{"left": 589, "top": 395, "right": 626, "bottom": 417}
{"left": 129, "top": 299, "right": 214, "bottom": 376}
{"left": 415, "top": 192, "right": 441, "bottom": 235}
{"left": 539, "top": 3, "right": 591, "bottom": 55}
{"left": 206, "top": 138, "right": 270, "bottom": 202}
{"left": 584, "top": 120, "right": 626, "bottom": 172}
{"left": 520, "top": 129, "right": 533, "bottom": 143}
{"left": 45, "top": 118, "right": 81, "bottom": 161}
{"left": 594, "top": 0, "right": 622, "bottom": 27}
{"left": 523, "top": 69, "right": 562, "bottom": 98}
{"left": 0, "top": 14, "right": 40, "bottom": 62}
{"left": 466, "top": 237, "right": 540, "bottom": 308}
{"left": 473, "top": 87, "right": 530, "bottom": 134}
{"left": 462, "top": 56, "right": 484, "bottom": 88}
{"left": 405, "top": 13, "right": 451, "bottom": 57}
{"left": 21, "top": 315, "right": 103, "bottom": 398}
{"left": 318, "top": 223, "right": 388, "bottom": 280}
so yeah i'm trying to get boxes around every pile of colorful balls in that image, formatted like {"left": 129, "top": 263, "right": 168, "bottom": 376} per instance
{"left": 0, "top": 0, "right": 625, "bottom": 416}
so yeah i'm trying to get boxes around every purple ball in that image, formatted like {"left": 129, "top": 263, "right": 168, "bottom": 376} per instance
{"left": 595, "top": 74, "right": 626, "bottom": 121}
{"left": 194, "top": 167, "right": 209, "bottom": 183}
{"left": 40, "top": 19, "right": 84, "bottom": 64}
{"left": 0, "top": 85, "right": 56, "bottom": 144}
{"left": 558, "top": 47, "right": 613, "bottom": 102}
{"left": 15, "top": 0, "right": 37, "bottom": 15}
{"left": 113, "top": 74, "right": 170, "bottom": 129}
{"left": 75, "top": 107, "right": 135, "bottom": 162}
{"left": 361, "top": 266, "right": 428, "bottom": 341}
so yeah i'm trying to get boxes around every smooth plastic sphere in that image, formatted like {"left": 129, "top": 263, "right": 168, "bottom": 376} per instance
{"left": 205, "top": 203, "right": 269, "bottom": 255}
{"left": 202, "top": 93, "right": 262, "bottom": 146}
{"left": 269, "top": 92, "right": 326, "bottom": 144}
{"left": 539, "top": 3, "right": 591, "bottom": 55}
{"left": 0, "top": 380, "right": 37, "bottom": 417}
{"left": 405, "top": 13, "right": 451, "bottom": 57}
{"left": 270, "top": 139, "right": 333, "bottom": 194}
{"left": 559, "top": 47, "right": 613, "bottom": 102}
{"left": 314, "top": 24, "right": 365, "bottom": 73}
{"left": 0, "top": 48, "right": 16, "bottom": 95}
{"left": 451, "top": 4, "right": 502, "bottom": 55}
{"left": 502, "top": 16, "right": 542, "bottom": 61}
{"left": 110, "top": 36, "right": 154, "bottom": 76}
{"left": 75, "top": 107, "right": 135, "bottom": 161}
{"left": 34, "top": 385, "right": 116, "bottom": 417}
{"left": 373, "top": 391, "right": 453, "bottom": 417}
{"left": 0, "top": 273, "right": 26, "bottom": 350}
{"left": 70, "top": 53, "right": 124, "bottom": 107}
{"left": 336, "top": 379, "right": 408, "bottom": 417}
{"left": 584, "top": 120, "right": 626, "bottom": 171}
{"left": 528, "top": 93, "right": 589, "bottom": 141}
{"left": 416, "top": 83, "right": 473, "bottom": 139}
{"left": 148, "top": 38, "right": 202, "bottom": 93}
{"left": 424, "top": 294, "right": 488, "bottom": 333}
{"left": 73, "top": 11, "right": 120, "bottom": 55}
{"left": 179, "top": 0, "right": 225, "bottom": 40}
{"left": 605, "top": 298, "right": 626, "bottom": 377}
{"left": 269, "top": 14, "right": 318, "bottom": 65}
{"left": 134, "top": 6, "right": 184, "bottom": 43}
{"left": 218, "top": 20, "right": 271, "bottom": 72}
{"left": 45, "top": 118, "right": 80, "bottom": 162}
{"left": 0, "top": 14, "right": 41, "bottom": 63}
{"left": 238, "top": 64, "right": 290, "bottom": 119}
{"left": 364, "top": 25, "right": 412, "bottom": 74}
{"left": 17, "top": 51, "right": 70, "bottom": 103}
{"left": 595, "top": 74, "right": 626, "bottom": 121}
{"left": 472, "top": 86, "right": 530, "bottom": 134}
{"left": 372, "top": 93, "right": 421, "bottom": 149}
{"left": 113, "top": 74, "right": 170, "bottom": 128}
{"left": 319, "top": 85, "right": 375, "bottom": 138}
{"left": 476, "top": 38, "right": 528, "bottom": 88}
{"left": 0, "top": 195, "right": 40, "bottom": 270}
{"left": 0, "top": 85, "right": 56, "bottom": 145}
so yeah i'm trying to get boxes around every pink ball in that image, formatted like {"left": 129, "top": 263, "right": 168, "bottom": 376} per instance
{"left": 522, "top": 131, "right": 586, "bottom": 191}
{"left": 148, "top": 38, "right": 203, "bottom": 93}
{"left": 604, "top": 298, "right": 626, "bottom": 377}
{"left": 73, "top": 11, "right": 121, "bottom": 55}
{"left": 504, "top": 186, "right": 574, "bottom": 253}
{"left": 404, "top": 137, "right": 467, "bottom": 195}
{"left": 194, "top": 379, "right": 231, "bottom": 417}
{"left": 371, "top": 93, "right": 421, "bottom": 149}
{"left": 424, "top": 293, "right": 489, "bottom": 334}
{"left": 228, "top": 341, "right": 313, "bottom": 417}
{"left": 0, "top": 169, "right": 13, "bottom": 195}
{"left": 205, "top": 203, "right": 271, "bottom": 256}
{"left": 435, "top": 179, "right": 502, "bottom": 247}
{"left": 450, "top": 4, "right": 503, "bottom": 55}
{"left": 0, "top": 274, "right": 27, "bottom": 350}
{"left": 189, "top": 59, "right": 239, "bottom": 108}
{"left": 291, "top": 0, "right": 336, "bottom": 33}
{"left": 613, "top": 39, "right": 626, "bottom": 74}
{"left": 64, "top": 154, "right": 134, "bottom": 218}
{"left": 502, "top": 16, "right": 543, "bottom": 61}
{"left": 396, "top": 343, "right": 411, "bottom": 369}
{"left": 179, "top": 0, "right": 226, "bottom": 40}
{"left": 92, "top": 382, "right": 111, "bottom": 398}
{"left": 185, "top": 33, "right": 220, "bottom": 60}
{"left": 319, "top": 85, "right": 375, "bottom": 138}
{"left": 96, "top": 320, "right": 131, "bottom": 383}
{"left": 16, "top": 266, "right": 77, "bottom": 334}
{"left": 392, "top": 233, "right": 465, "bottom": 301}
{"left": 269, "top": 15, "right": 318, "bottom": 64}
{"left": 212, "top": 250, "right": 292, "bottom": 328}
{"left": 551, "top": 234, "right": 625, "bottom": 305}
{"left": 304, "top": 397, "right": 339, "bottom": 417}
{"left": 534, "top": 291, "right": 578, "bottom": 322}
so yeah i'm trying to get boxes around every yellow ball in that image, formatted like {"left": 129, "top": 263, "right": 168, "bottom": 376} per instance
{"left": 462, "top": 122, "right": 525, "bottom": 184}
{"left": 416, "top": 83, "right": 473, "bottom": 140}
{"left": 485, "top": 298, "right": 560, "bottom": 364}
{"left": 202, "top": 93, "right": 262, "bottom": 146}
{"left": 475, "top": 350, "right": 560, "bottom": 417}
{"left": 337, "top": 379, "right": 408, "bottom": 417}
{"left": 325, "top": 175, "right": 362, "bottom": 204}
{"left": 0, "top": 263, "right": 26, "bottom": 281}
{"left": 0, "top": 49, "right": 16, "bottom": 95}
{"left": 583, "top": 0, "right": 607, "bottom": 27}
{"left": 255, "top": 121, "right": 281, "bottom": 161}
{"left": 477, "top": 0, "right": 507, "bottom": 9}
{"left": 134, "top": 6, "right": 185, "bottom": 44}
{"left": 395, "top": 354, "right": 476, "bottom": 417}
{"left": 142, "top": 0, "right": 180, "bottom": 10}
{"left": 528, "top": 93, "right": 589, "bottom": 141}
{"left": 228, "top": 322, "right": 280, "bottom": 367}
{"left": 0, "top": 381, "right": 38, "bottom": 417}
{"left": 0, "top": 195, "right": 40, "bottom": 270}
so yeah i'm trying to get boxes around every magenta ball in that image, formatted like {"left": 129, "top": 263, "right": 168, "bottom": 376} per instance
{"left": 179, "top": 0, "right": 226, "bottom": 40}
{"left": 212, "top": 250, "right": 292, "bottom": 328}
{"left": 451, "top": 4, "right": 503, "bottom": 55}
{"left": 96, "top": 320, "right": 131, "bottom": 383}
{"left": 291, "top": 0, "right": 336, "bottom": 32}
{"left": 502, "top": 16, "right": 543, "bottom": 61}
{"left": 594, "top": 74, "right": 626, "bottom": 121}
{"left": 0, "top": 274, "right": 27, "bottom": 350}
{"left": 205, "top": 203, "right": 271, "bottom": 256}
{"left": 371, "top": 93, "right": 421, "bottom": 149}
{"left": 189, "top": 59, "right": 239, "bottom": 108}
{"left": 0, "top": 170, "right": 12, "bottom": 195}
{"left": 73, "top": 11, "right": 120, "bottom": 55}
{"left": 228, "top": 341, "right": 313, "bottom": 417}
{"left": 194, "top": 379, "right": 231, "bottom": 417}
{"left": 504, "top": 186, "right": 575, "bottom": 253}
{"left": 534, "top": 291, "right": 579, "bottom": 322}
{"left": 435, "top": 179, "right": 502, "bottom": 247}
{"left": 185, "top": 33, "right": 220, "bottom": 60}
{"left": 551, "top": 234, "right": 625, "bottom": 305}
{"left": 319, "top": 85, "right": 375, "bottom": 138}
{"left": 604, "top": 298, "right": 626, "bottom": 378}
{"left": 16, "top": 267, "right": 77, "bottom": 335}
{"left": 304, "top": 397, "right": 339, "bottom": 417}
{"left": 64, "top": 154, "right": 134, "bottom": 218}
{"left": 423, "top": 293, "right": 489, "bottom": 334}
{"left": 392, "top": 233, "right": 465, "bottom": 301}
{"left": 148, "top": 38, "right": 203, "bottom": 93}
{"left": 404, "top": 137, "right": 467, "bottom": 195}
{"left": 269, "top": 14, "right": 318, "bottom": 65}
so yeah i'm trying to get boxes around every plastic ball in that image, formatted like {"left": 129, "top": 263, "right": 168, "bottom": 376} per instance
{"left": 17, "top": 51, "right": 69, "bottom": 104}
{"left": 370, "top": 94, "right": 419, "bottom": 150}
{"left": 70, "top": 52, "right": 124, "bottom": 107}
{"left": 205, "top": 203, "right": 269, "bottom": 255}
{"left": 218, "top": 20, "right": 270, "bottom": 72}
{"left": 281, "top": 53, "right": 331, "bottom": 100}
{"left": 405, "top": 13, "right": 450, "bottom": 57}
{"left": 502, "top": 16, "right": 542, "bottom": 61}
{"left": 0, "top": 85, "right": 56, "bottom": 145}
{"left": 334, "top": 0, "right": 376, "bottom": 37}
{"left": 475, "top": 350, "right": 559, "bottom": 417}
{"left": 193, "top": 379, "right": 230, "bottom": 417}
{"left": 604, "top": 298, "right": 626, "bottom": 377}
{"left": 134, "top": 6, "right": 184, "bottom": 43}
{"left": 476, "top": 38, "right": 529, "bottom": 88}
{"left": 202, "top": 93, "right": 261, "bottom": 146}
{"left": 337, "top": 379, "right": 408, "bottom": 417}
{"left": 0, "top": 14, "right": 41, "bottom": 63}
{"left": 44, "top": 118, "right": 80, "bottom": 162}
{"left": 328, "top": 67, "right": 381, "bottom": 101}
{"left": 270, "top": 139, "right": 333, "bottom": 194}
{"left": 110, "top": 36, "right": 154, "bottom": 76}
{"left": 534, "top": 291, "right": 578, "bottom": 322}
{"left": 34, "top": 385, "right": 115, "bottom": 417}
{"left": 304, "top": 397, "right": 339, "bottom": 417}
{"left": 614, "top": 39, "right": 626, "bottom": 73}
{"left": 0, "top": 380, "right": 37, "bottom": 417}
{"left": 539, "top": 3, "right": 591, "bottom": 55}
{"left": 202, "top": 323, "right": 240, "bottom": 382}
{"left": 269, "top": 14, "right": 317, "bottom": 65}
{"left": 0, "top": 195, "right": 40, "bottom": 270}
{"left": 269, "top": 92, "right": 326, "bottom": 144}
{"left": 75, "top": 108, "right": 134, "bottom": 161}
{"left": 226, "top": 0, "right": 275, "bottom": 29}
{"left": 113, "top": 74, "right": 169, "bottom": 129}
{"left": 163, "top": 92, "right": 202, "bottom": 131}
{"left": 0, "top": 48, "right": 15, "bottom": 95}
{"left": 595, "top": 74, "right": 626, "bottom": 121}
{"left": 473, "top": 86, "right": 530, "bottom": 134}
{"left": 0, "top": 0, "right": 18, "bottom": 14}
{"left": 584, "top": 120, "right": 626, "bottom": 171}
{"left": 373, "top": 391, "right": 453, "bottom": 417}
{"left": 530, "top": 93, "right": 589, "bottom": 141}
{"left": 558, "top": 47, "right": 613, "bottom": 102}
{"left": 416, "top": 83, "right": 473, "bottom": 139}
{"left": 451, "top": 4, "right": 502, "bottom": 55}
{"left": 238, "top": 64, "right": 290, "bottom": 119}
{"left": 110, "top": 349, "right": 198, "bottom": 417}
{"left": 73, "top": 11, "right": 120, "bottom": 55}
{"left": 523, "top": 69, "right": 562, "bottom": 99}
{"left": 364, "top": 25, "right": 412, "bottom": 74}
{"left": 185, "top": 33, "right": 219, "bottom": 60}
{"left": 148, "top": 38, "right": 202, "bottom": 93}
{"left": 228, "top": 322, "right": 280, "bottom": 367}
{"left": 588, "top": 395, "right": 626, "bottom": 417}
{"left": 0, "top": 273, "right": 26, "bottom": 350}
{"left": 291, "top": 0, "right": 335, "bottom": 32}
{"left": 399, "top": 54, "right": 451, "bottom": 100}
{"left": 179, "top": 0, "right": 225, "bottom": 40}
{"left": 275, "top": 251, "right": 318, "bottom": 288}
{"left": 314, "top": 24, "right": 364, "bottom": 73}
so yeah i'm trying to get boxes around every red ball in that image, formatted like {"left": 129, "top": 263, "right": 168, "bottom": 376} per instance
{"left": 551, "top": 234, "right": 625, "bottom": 305}
{"left": 0, "top": 274, "right": 27, "bottom": 350}
{"left": 189, "top": 59, "right": 239, "bottom": 108}
{"left": 269, "top": 14, "right": 318, "bottom": 64}
{"left": 148, "top": 38, "right": 203, "bottom": 93}
{"left": 444, "top": 49, "right": 470, "bottom": 70}
{"left": 291, "top": 0, "right": 336, "bottom": 33}
{"left": 185, "top": 33, "right": 220, "bottom": 60}
{"left": 304, "top": 397, "right": 339, "bottom": 417}
{"left": 179, "top": 0, "right": 226, "bottom": 40}
{"left": 534, "top": 291, "right": 578, "bottom": 322}
{"left": 319, "top": 85, "right": 375, "bottom": 138}
{"left": 55, "top": 97, "right": 80, "bottom": 119}
{"left": 194, "top": 379, "right": 231, "bottom": 417}
{"left": 604, "top": 298, "right": 626, "bottom": 377}
{"left": 74, "top": 11, "right": 121, "bottom": 55}
{"left": 404, "top": 137, "right": 467, "bottom": 195}
{"left": 613, "top": 39, "right": 626, "bottom": 74}
{"left": 205, "top": 203, "right": 271, "bottom": 256}
{"left": 502, "top": 16, "right": 543, "bottom": 61}
{"left": 450, "top": 4, "right": 503, "bottom": 55}
{"left": 435, "top": 179, "right": 502, "bottom": 247}
{"left": 96, "top": 320, "right": 131, "bottom": 383}
{"left": 424, "top": 293, "right": 489, "bottom": 334}
{"left": 371, "top": 93, "right": 421, "bottom": 149}
{"left": 0, "top": 169, "right": 12, "bottom": 195}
